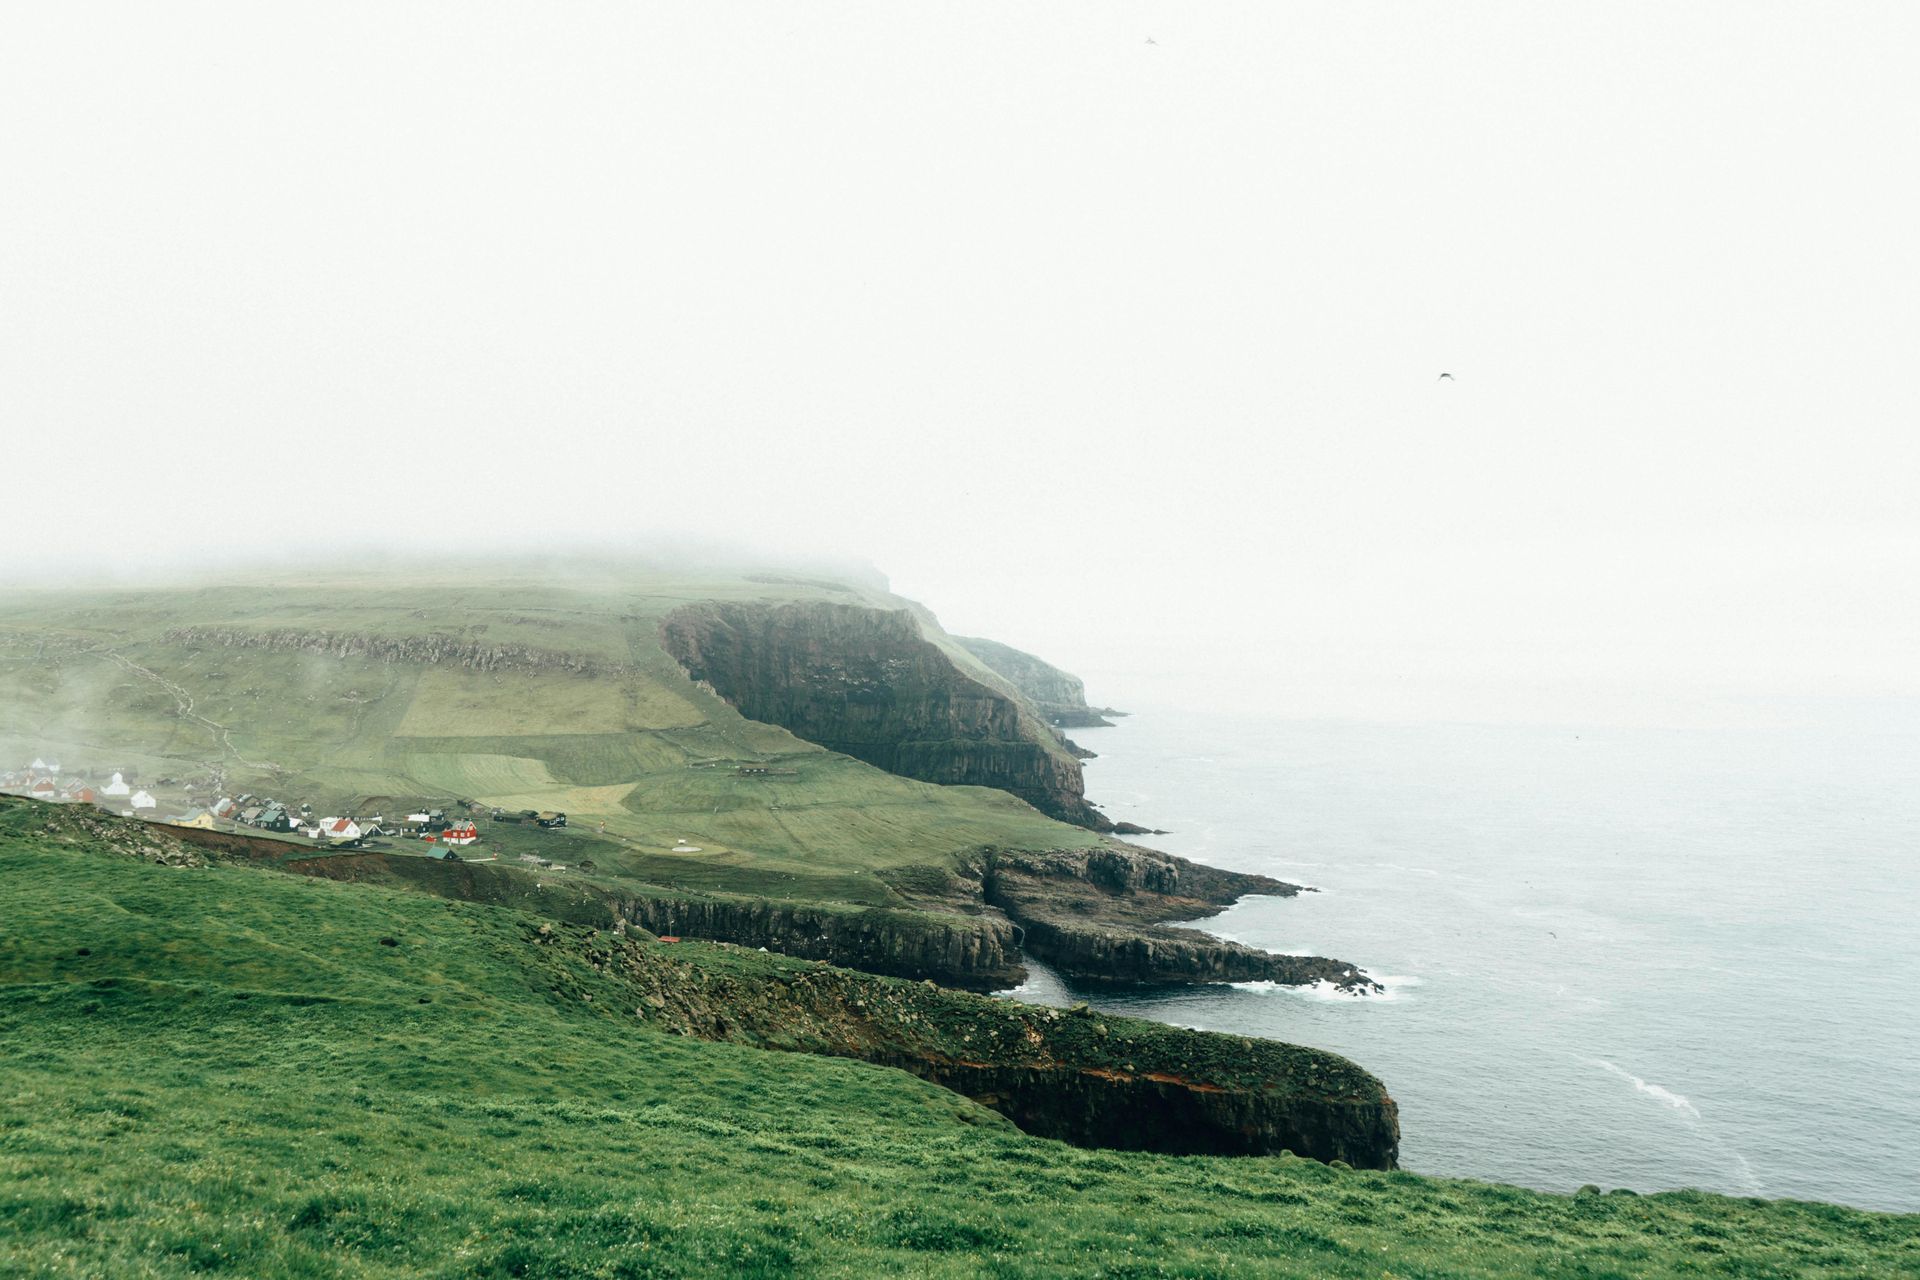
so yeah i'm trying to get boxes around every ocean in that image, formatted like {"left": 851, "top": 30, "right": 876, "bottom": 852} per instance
{"left": 1006, "top": 707, "right": 1920, "bottom": 1213}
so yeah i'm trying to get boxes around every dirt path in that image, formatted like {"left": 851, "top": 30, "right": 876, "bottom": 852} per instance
{"left": 102, "top": 651, "right": 283, "bottom": 775}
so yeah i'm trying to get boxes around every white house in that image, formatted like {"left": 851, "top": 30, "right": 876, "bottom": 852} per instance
{"left": 320, "top": 818, "right": 362, "bottom": 841}
{"left": 102, "top": 772, "right": 131, "bottom": 798}
{"left": 129, "top": 790, "right": 157, "bottom": 811}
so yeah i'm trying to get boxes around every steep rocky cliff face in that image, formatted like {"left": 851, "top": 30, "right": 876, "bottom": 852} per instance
{"left": 955, "top": 635, "right": 1122, "bottom": 728}
{"left": 609, "top": 893, "right": 1022, "bottom": 992}
{"left": 279, "top": 852, "right": 1028, "bottom": 992}
{"left": 660, "top": 601, "right": 1109, "bottom": 828}
{"left": 531, "top": 919, "right": 1401, "bottom": 1167}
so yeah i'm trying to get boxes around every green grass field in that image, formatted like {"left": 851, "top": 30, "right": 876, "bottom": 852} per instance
{"left": 4, "top": 806, "right": 1914, "bottom": 1278}
{"left": 0, "top": 565, "right": 1098, "bottom": 915}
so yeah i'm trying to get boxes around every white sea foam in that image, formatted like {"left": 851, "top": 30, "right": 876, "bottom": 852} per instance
{"left": 1594, "top": 1059, "right": 1701, "bottom": 1120}
{"left": 1230, "top": 972, "right": 1420, "bottom": 1002}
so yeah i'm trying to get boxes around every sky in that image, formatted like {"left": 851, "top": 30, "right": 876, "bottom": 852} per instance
{"left": 4, "top": 3, "right": 1917, "bottom": 727}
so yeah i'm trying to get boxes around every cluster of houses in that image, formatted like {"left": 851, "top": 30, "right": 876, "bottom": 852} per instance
{"left": 0, "top": 760, "right": 159, "bottom": 815}
{"left": 3, "top": 756, "right": 485, "bottom": 852}
{"left": 167, "top": 800, "right": 479, "bottom": 847}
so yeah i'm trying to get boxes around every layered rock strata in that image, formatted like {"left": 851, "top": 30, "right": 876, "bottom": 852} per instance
{"left": 660, "top": 601, "right": 1108, "bottom": 828}
{"left": 278, "top": 853, "right": 1027, "bottom": 992}
{"left": 980, "top": 845, "right": 1384, "bottom": 992}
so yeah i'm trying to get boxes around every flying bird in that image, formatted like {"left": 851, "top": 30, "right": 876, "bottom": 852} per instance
{"left": 1146, "top": 37, "right": 1157, "bottom": 45}
{"left": 1438, "top": 372, "right": 1454, "bottom": 381}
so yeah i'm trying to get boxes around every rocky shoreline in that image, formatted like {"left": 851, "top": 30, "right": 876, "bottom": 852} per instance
{"left": 244, "top": 835, "right": 1381, "bottom": 997}
{"left": 977, "top": 844, "right": 1383, "bottom": 993}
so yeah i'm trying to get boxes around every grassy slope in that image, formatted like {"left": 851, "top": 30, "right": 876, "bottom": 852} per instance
{"left": 0, "top": 564, "right": 1097, "bottom": 908}
{"left": 4, "top": 819, "right": 1914, "bottom": 1279}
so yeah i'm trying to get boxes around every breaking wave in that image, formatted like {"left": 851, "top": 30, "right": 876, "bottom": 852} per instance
{"left": 1594, "top": 1059, "right": 1701, "bottom": 1120}
{"left": 1231, "top": 972, "right": 1422, "bottom": 1002}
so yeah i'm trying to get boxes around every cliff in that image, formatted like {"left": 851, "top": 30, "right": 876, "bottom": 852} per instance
{"left": 274, "top": 852, "right": 1028, "bottom": 992}
{"left": 530, "top": 918, "right": 1400, "bottom": 1166}
{"left": 978, "top": 844, "right": 1384, "bottom": 992}
{"left": 955, "top": 635, "right": 1123, "bottom": 728}
{"left": 660, "top": 601, "right": 1109, "bottom": 828}
{"left": 253, "top": 838, "right": 1381, "bottom": 996}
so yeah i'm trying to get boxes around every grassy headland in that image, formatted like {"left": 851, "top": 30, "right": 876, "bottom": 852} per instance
{"left": 0, "top": 563, "right": 1096, "bottom": 913}
{"left": 4, "top": 803, "right": 1914, "bottom": 1278}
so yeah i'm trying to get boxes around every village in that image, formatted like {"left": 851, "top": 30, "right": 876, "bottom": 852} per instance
{"left": 0, "top": 756, "right": 572, "bottom": 864}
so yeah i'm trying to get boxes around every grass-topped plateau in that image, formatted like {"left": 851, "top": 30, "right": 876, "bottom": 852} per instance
{"left": 3, "top": 798, "right": 1914, "bottom": 1278}
{"left": 0, "top": 562, "right": 1097, "bottom": 911}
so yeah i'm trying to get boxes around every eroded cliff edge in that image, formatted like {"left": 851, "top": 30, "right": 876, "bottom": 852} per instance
{"left": 526, "top": 917, "right": 1400, "bottom": 1167}
{"left": 893, "top": 843, "right": 1384, "bottom": 992}
{"left": 253, "top": 839, "right": 1381, "bottom": 996}
{"left": 660, "top": 600, "right": 1109, "bottom": 828}
{"left": 979, "top": 845, "right": 1381, "bottom": 991}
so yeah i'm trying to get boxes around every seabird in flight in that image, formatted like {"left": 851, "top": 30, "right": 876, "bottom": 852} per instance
{"left": 1438, "top": 372, "right": 1454, "bottom": 381}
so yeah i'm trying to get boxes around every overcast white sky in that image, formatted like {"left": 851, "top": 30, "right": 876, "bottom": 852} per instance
{"left": 4, "top": 4, "right": 1917, "bottom": 726}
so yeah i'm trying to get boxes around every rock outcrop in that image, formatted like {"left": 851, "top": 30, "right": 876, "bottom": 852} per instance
{"left": 530, "top": 920, "right": 1401, "bottom": 1167}
{"left": 956, "top": 635, "right": 1124, "bottom": 728}
{"left": 981, "top": 845, "right": 1384, "bottom": 993}
{"left": 609, "top": 893, "right": 1023, "bottom": 992}
{"left": 162, "top": 626, "right": 606, "bottom": 675}
{"left": 0, "top": 795, "right": 204, "bottom": 867}
{"left": 660, "top": 601, "right": 1108, "bottom": 828}
{"left": 282, "top": 853, "right": 1028, "bottom": 991}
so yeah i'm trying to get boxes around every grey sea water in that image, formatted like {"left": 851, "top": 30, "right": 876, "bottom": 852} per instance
{"left": 1008, "top": 706, "right": 1920, "bottom": 1213}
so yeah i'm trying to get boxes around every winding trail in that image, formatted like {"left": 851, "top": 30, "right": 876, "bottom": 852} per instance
{"left": 102, "top": 651, "right": 283, "bottom": 775}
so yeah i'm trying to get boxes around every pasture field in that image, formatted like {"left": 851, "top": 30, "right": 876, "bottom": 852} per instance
{"left": 396, "top": 668, "right": 704, "bottom": 737}
{"left": 3, "top": 807, "right": 1914, "bottom": 1279}
{"left": 0, "top": 566, "right": 1094, "bottom": 916}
